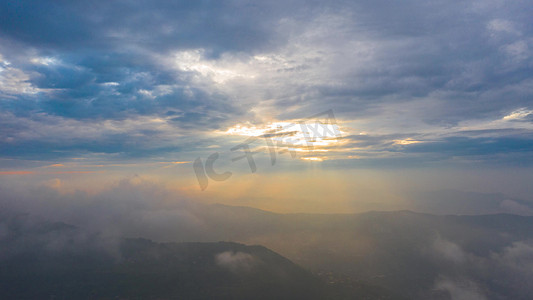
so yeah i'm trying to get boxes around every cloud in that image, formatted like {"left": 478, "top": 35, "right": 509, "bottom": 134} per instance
{"left": 0, "top": 210, "right": 121, "bottom": 262}
{"left": 0, "top": 177, "right": 201, "bottom": 240}
{"left": 407, "top": 190, "right": 533, "bottom": 216}
{"left": 434, "top": 277, "right": 487, "bottom": 300}
{"left": 0, "top": 60, "right": 38, "bottom": 96}
{"left": 215, "top": 251, "right": 259, "bottom": 273}
{"left": 423, "top": 235, "right": 533, "bottom": 298}
{"left": 397, "top": 136, "right": 533, "bottom": 164}
{"left": 499, "top": 199, "right": 533, "bottom": 215}
{"left": 0, "top": 171, "right": 35, "bottom": 175}
{"left": 502, "top": 108, "right": 533, "bottom": 121}
{"left": 0, "top": 0, "right": 532, "bottom": 167}
{"left": 47, "top": 164, "right": 65, "bottom": 167}
{"left": 487, "top": 19, "right": 520, "bottom": 36}
{"left": 0, "top": 1, "right": 294, "bottom": 54}
{"left": 433, "top": 237, "right": 467, "bottom": 264}
{"left": 489, "top": 241, "right": 533, "bottom": 279}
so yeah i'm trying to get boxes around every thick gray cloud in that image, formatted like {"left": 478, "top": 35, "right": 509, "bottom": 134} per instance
{"left": 0, "top": 0, "right": 532, "bottom": 165}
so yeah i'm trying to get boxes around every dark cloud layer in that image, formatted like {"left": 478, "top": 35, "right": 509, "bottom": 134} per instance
{"left": 0, "top": 0, "right": 532, "bottom": 165}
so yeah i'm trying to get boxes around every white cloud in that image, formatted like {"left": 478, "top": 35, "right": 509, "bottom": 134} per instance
{"left": 502, "top": 108, "right": 533, "bottom": 121}
{"left": 501, "top": 40, "right": 531, "bottom": 62}
{"left": 499, "top": 199, "right": 533, "bottom": 215}
{"left": 433, "top": 237, "right": 467, "bottom": 264}
{"left": 30, "top": 56, "right": 59, "bottom": 66}
{"left": 492, "top": 241, "right": 533, "bottom": 272}
{"left": 0, "top": 56, "right": 39, "bottom": 96}
{"left": 173, "top": 49, "right": 255, "bottom": 84}
{"left": 215, "top": 251, "right": 258, "bottom": 273}
{"left": 487, "top": 19, "right": 520, "bottom": 36}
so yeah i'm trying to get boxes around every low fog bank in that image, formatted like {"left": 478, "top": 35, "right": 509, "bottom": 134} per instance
{"left": 0, "top": 177, "right": 218, "bottom": 242}
{"left": 2, "top": 177, "right": 532, "bottom": 242}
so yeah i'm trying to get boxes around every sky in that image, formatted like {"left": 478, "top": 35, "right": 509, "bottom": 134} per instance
{"left": 1, "top": 0, "right": 533, "bottom": 214}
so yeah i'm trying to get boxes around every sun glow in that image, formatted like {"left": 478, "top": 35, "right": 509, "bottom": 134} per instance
{"left": 301, "top": 157, "right": 324, "bottom": 161}
{"left": 394, "top": 138, "right": 423, "bottom": 145}
{"left": 224, "top": 120, "right": 344, "bottom": 160}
